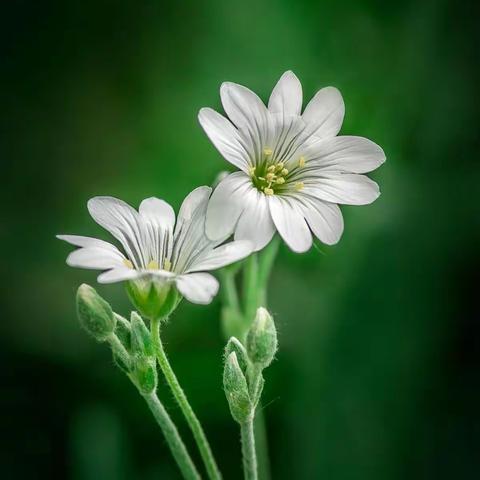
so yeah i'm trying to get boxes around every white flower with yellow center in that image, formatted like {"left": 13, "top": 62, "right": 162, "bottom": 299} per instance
{"left": 199, "top": 71, "right": 385, "bottom": 252}
{"left": 57, "top": 187, "right": 252, "bottom": 308}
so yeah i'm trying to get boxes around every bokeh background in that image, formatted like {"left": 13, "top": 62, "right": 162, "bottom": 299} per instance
{"left": 1, "top": 0, "right": 478, "bottom": 478}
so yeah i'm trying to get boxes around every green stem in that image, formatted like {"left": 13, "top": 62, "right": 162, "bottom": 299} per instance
{"left": 151, "top": 318, "right": 223, "bottom": 480}
{"left": 107, "top": 333, "right": 132, "bottom": 370}
{"left": 241, "top": 417, "right": 258, "bottom": 480}
{"left": 243, "top": 254, "right": 259, "bottom": 330}
{"left": 107, "top": 333, "right": 200, "bottom": 480}
{"left": 220, "top": 269, "right": 240, "bottom": 311}
{"left": 142, "top": 392, "right": 202, "bottom": 480}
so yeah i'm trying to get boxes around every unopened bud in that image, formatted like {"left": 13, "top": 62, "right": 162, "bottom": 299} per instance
{"left": 133, "top": 357, "right": 158, "bottom": 395}
{"left": 130, "top": 312, "right": 154, "bottom": 357}
{"left": 113, "top": 312, "right": 129, "bottom": 345}
{"left": 76, "top": 284, "right": 116, "bottom": 341}
{"left": 225, "top": 337, "right": 249, "bottom": 375}
{"left": 246, "top": 307, "right": 277, "bottom": 368}
{"left": 223, "top": 352, "right": 251, "bottom": 424}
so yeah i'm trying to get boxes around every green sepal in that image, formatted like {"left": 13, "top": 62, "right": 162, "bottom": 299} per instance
{"left": 113, "top": 351, "right": 130, "bottom": 374}
{"left": 223, "top": 352, "right": 252, "bottom": 424}
{"left": 113, "top": 313, "right": 131, "bottom": 351}
{"left": 126, "top": 278, "right": 181, "bottom": 320}
{"left": 225, "top": 337, "right": 249, "bottom": 375}
{"left": 76, "top": 284, "right": 116, "bottom": 342}
{"left": 132, "top": 356, "right": 158, "bottom": 395}
{"left": 130, "top": 312, "right": 154, "bottom": 358}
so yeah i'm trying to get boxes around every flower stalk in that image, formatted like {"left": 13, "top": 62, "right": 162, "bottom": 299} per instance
{"left": 108, "top": 330, "right": 201, "bottom": 480}
{"left": 222, "top": 308, "right": 277, "bottom": 480}
{"left": 241, "top": 416, "right": 258, "bottom": 480}
{"left": 150, "top": 317, "right": 223, "bottom": 480}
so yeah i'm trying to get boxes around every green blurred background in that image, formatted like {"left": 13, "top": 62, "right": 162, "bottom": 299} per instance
{"left": 1, "top": 0, "right": 478, "bottom": 478}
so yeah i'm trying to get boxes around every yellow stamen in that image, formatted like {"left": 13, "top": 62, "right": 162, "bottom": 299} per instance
{"left": 248, "top": 166, "right": 256, "bottom": 176}
{"left": 275, "top": 162, "right": 284, "bottom": 172}
{"left": 163, "top": 258, "right": 172, "bottom": 271}
{"left": 275, "top": 177, "right": 285, "bottom": 185}
{"left": 294, "top": 182, "right": 304, "bottom": 191}
{"left": 267, "top": 165, "right": 276, "bottom": 173}
{"left": 263, "top": 148, "right": 273, "bottom": 156}
{"left": 264, "top": 187, "right": 274, "bottom": 195}
{"left": 123, "top": 259, "right": 133, "bottom": 269}
{"left": 281, "top": 168, "right": 289, "bottom": 176}
{"left": 147, "top": 260, "right": 159, "bottom": 270}
{"left": 265, "top": 172, "right": 275, "bottom": 182}
{"left": 298, "top": 156, "right": 306, "bottom": 167}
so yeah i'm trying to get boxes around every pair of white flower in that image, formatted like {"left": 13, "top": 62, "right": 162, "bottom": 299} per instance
{"left": 59, "top": 71, "right": 385, "bottom": 305}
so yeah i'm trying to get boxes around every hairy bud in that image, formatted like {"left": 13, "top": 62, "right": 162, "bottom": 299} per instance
{"left": 223, "top": 352, "right": 251, "bottom": 424}
{"left": 246, "top": 307, "right": 277, "bottom": 368}
{"left": 225, "top": 337, "right": 249, "bottom": 375}
{"left": 130, "top": 312, "right": 154, "bottom": 358}
{"left": 132, "top": 356, "right": 158, "bottom": 395}
{"left": 76, "top": 284, "right": 116, "bottom": 341}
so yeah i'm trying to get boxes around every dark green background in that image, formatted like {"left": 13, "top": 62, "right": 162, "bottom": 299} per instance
{"left": 1, "top": 0, "right": 478, "bottom": 478}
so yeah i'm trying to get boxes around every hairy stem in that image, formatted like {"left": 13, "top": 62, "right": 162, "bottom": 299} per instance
{"left": 241, "top": 417, "right": 258, "bottom": 480}
{"left": 107, "top": 333, "right": 200, "bottom": 480}
{"left": 151, "top": 318, "right": 222, "bottom": 480}
{"left": 142, "top": 392, "right": 202, "bottom": 480}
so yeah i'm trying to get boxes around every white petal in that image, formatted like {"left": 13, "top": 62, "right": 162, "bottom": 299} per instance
{"left": 97, "top": 268, "right": 141, "bottom": 284}
{"left": 139, "top": 197, "right": 175, "bottom": 231}
{"left": 205, "top": 172, "right": 253, "bottom": 241}
{"left": 268, "top": 195, "right": 312, "bottom": 253}
{"left": 198, "top": 108, "right": 251, "bottom": 172}
{"left": 172, "top": 186, "right": 212, "bottom": 272}
{"left": 186, "top": 240, "right": 253, "bottom": 273}
{"left": 296, "top": 195, "right": 344, "bottom": 245}
{"left": 66, "top": 246, "right": 126, "bottom": 270}
{"left": 302, "top": 86, "right": 345, "bottom": 139}
{"left": 87, "top": 197, "right": 146, "bottom": 268}
{"left": 175, "top": 186, "right": 211, "bottom": 237}
{"left": 149, "top": 270, "right": 176, "bottom": 280}
{"left": 234, "top": 189, "right": 276, "bottom": 251}
{"left": 56, "top": 235, "right": 120, "bottom": 252}
{"left": 268, "top": 70, "right": 303, "bottom": 117}
{"left": 175, "top": 273, "right": 219, "bottom": 304}
{"left": 220, "top": 81, "right": 270, "bottom": 131}
{"left": 303, "top": 174, "right": 380, "bottom": 205}
{"left": 220, "top": 82, "right": 274, "bottom": 160}
{"left": 304, "top": 136, "right": 386, "bottom": 173}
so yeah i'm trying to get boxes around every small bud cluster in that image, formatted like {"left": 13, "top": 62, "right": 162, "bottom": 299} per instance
{"left": 76, "top": 284, "right": 158, "bottom": 395}
{"left": 222, "top": 307, "right": 277, "bottom": 424}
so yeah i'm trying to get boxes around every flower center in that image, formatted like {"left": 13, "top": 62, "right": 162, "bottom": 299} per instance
{"left": 249, "top": 148, "right": 306, "bottom": 195}
{"left": 123, "top": 258, "right": 172, "bottom": 271}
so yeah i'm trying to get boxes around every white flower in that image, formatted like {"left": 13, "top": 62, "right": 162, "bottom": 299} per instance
{"left": 58, "top": 186, "right": 252, "bottom": 305}
{"left": 198, "top": 71, "right": 385, "bottom": 253}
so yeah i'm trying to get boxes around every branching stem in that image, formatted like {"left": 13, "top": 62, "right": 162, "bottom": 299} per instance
{"left": 151, "top": 317, "right": 222, "bottom": 480}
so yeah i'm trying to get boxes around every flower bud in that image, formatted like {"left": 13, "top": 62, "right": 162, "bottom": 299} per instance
{"left": 246, "top": 307, "right": 277, "bottom": 368}
{"left": 126, "top": 278, "right": 180, "bottom": 320}
{"left": 132, "top": 357, "right": 158, "bottom": 395}
{"left": 76, "top": 284, "right": 116, "bottom": 341}
{"left": 225, "top": 337, "right": 249, "bottom": 375}
{"left": 130, "top": 312, "right": 154, "bottom": 358}
{"left": 223, "top": 352, "right": 251, "bottom": 424}
{"left": 113, "top": 313, "right": 131, "bottom": 351}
